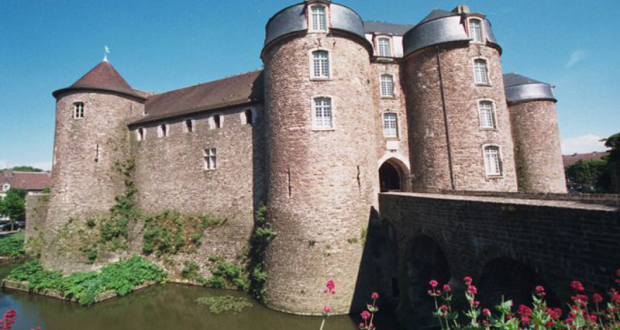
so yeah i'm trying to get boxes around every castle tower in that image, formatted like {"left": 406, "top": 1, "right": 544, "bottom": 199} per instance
{"left": 261, "top": 0, "right": 378, "bottom": 314}
{"left": 44, "top": 60, "right": 145, "bottom": 271}
{"left": 402, "top": 7, "right": 518, "bottom": 192}
{"left": 504, "top": 74, "right": 567, "bottom": 193}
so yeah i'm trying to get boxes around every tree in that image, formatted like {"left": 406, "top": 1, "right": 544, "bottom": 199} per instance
{"left": 10, "top": 166, "right": 44, "bottom": 172}
{"left": 603, "top": 132, "right": 620, "bottom": 193}
{"left": 0, "top": 188, "right": 27, "bottom": 222}
{"left": 565, "top": 159, "right": 610, "bottom": 193}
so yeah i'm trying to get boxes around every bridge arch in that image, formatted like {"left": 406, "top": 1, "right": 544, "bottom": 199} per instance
{"left": 477, "top": 257, "right": 559, "bottom": 309}
{"left": 379, "top": 157, "right": 410, "bottom": 192}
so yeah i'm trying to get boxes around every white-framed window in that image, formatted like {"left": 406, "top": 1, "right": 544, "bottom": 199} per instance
{"left": 184, "top": 119, "right": 194, "bottom": 133}
{"left": 309, "top": 5, "right": 328, "bottom": 32}
{"left": 203, "top": 148, "right": 217, "bottom": 170}
{"left": 158, "top": 124, "right": 168, "bottom": 138}
{"left": 73, "top": 102, "right": 84, "bottom": 119}
{"left": 483, "top": 145, "right": 502, "bottom": 176}
{"left": 2, "top": 184, "right": 10, "bottom": 192}
{"left": 473, "top": 59, "right": 490, "bottom": 85}
{"left": 478, "top": 101, "right": 496, "bottom": 129}
{"left": 377, "top": 37, "right": 392, "bottom": 57}
{"left": 469, "top": 18, "right": 484, "bottom": 43}
{"left": 137, "top": 128, "right": 145, "bottom": 141}
{"left": 313, "top": 97, "right": 333, "bottom": 129}
{"left": 380, "top": 74, "right": 395, "bottom": 97}
{"left": 243, "top": 109, "right": 254, "bottom": 126}
{"left": 210, "top": 114, "right": 223, "bottom": 129}
{"left": 311, "top": 50, "right": 330, "bottom": 79}
{"left": 383, "top": 113, "right": 398, "bottom": 138}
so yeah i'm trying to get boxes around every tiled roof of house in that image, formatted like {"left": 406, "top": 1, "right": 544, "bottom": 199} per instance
{"left": 563, "top": 151, "right": 610, "bottom": 168}
{"left": 53, "top": 61, "right": 145, "bottom": 100}
{"left": 131, "top": 70, "right": 264, "bottom": 126}
{"left": 1, "top": 171, "right": 52, "bottom": 192}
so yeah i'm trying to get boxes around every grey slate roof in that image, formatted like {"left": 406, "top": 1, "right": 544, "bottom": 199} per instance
{"left": 418, "top": 9, "right": 455, "bottom": 24}
{"left": 363, "top": 21, "right": 415, "bottom": 36}
{"left": 503, "top": 73, "right": 546, "bottom": 87}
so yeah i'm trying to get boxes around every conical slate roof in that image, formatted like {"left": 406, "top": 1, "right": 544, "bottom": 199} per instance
{"left": 53, "top": 61, "right": 144, "bottom": 100}
{"left": 418, "top": 9, "right": 455, "bottom": 24}
{"left": 503, "top": 73, "right": 545, "bottom": 87}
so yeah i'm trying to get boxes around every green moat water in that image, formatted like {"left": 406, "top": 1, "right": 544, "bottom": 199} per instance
{"left": 0, "top": 262, "right": 398, "bottom": 330}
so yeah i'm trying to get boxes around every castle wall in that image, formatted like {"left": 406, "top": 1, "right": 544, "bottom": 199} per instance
{"left": 43, "top": 91, "right": 144, "bottom": 271}
{"left": 25, "top": 194, "right": 49, "bottom": 256}
{"left": 403, "top": 43, "right": 518, "bottom": 193}
{"left": 129, "top": 105, "right": 262, "bottom": 273}
{"left": 509, "top": 100, "right": 567, "bottom": 193}
{"left": 263, "top": 32, "right": 378, "bottom": 314}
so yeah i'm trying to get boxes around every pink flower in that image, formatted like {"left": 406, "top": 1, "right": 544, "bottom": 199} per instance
{"left": 440, "top": 305, "right": 449, "bottom": 311}
{"left": 429, "top": 280, "right": 438, "bottom": 288}
{"left": 371, "top": 292, "right": 379, "bottom": 300}
{"left": 593, "top": 293, "right": 604, "bottom": 303}
{"left": 369, "top": 324, "right": 374, "bottom": 328}
{"left": 535, "top": 286, "right": 545, "bottom": 293}
{"left": 464, "top": 276, "right": 473, "bottom": 286}
{"left": 326, "top": 279, "right": 336, "bottom": 291}
{"left": 443, "top": 284, "right": 451, "bottom": 292}
{"left": 571, "top": 281, "right": 584, "bottom": 292}
{"left": 323, "top": 306, "right": 331, "bottom": 313}
{"left": 361, "top": 310, "right": 371, "bottom": 320}
{"left": 482, "top": 308, "right": 491, "bottom": 316}
{"left": 359, "top": 323, "right": 365, "bottom": 328}
{"left": 467, "top": 285, "right": 478, "bottom": 294}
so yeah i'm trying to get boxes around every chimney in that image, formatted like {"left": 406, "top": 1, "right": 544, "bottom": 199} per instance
{"left": 452, "top": 5, "right": 470, "bottom": 14}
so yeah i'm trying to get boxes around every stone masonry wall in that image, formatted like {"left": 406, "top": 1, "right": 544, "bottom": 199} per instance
{"left": 263, "top": 32, "right": 378, "bottom": 314}
{"left": 43, "top": 91, "right": 144, "bottom": 272}
{"left": 509, "top": 100, "right": 567, "bottom": 193}
{"left": 403, "top": 43, "right": 518, "bottom": 193}
{"left": 25, "top": 194, "right": 50, "bottom": 254}
{"left": 380, "top": 192, "right": 620, "bottom": 328}
{"left": 129, "top": 104, "right": 262, "bottom": 278}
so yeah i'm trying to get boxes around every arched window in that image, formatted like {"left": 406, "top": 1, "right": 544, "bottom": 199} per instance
{"left": 137, "top": 128, "right": 145, "bottom": 141}
{"left": 380, "top": 74, "right": 395, "bottom": 97}
{"left": 313, "top": 97, "right": 333, "bottom": 129}
{"left": 309, "top": 5, "right": 328, "bottom": 32}
{"left": 158, "top": 124, "right": 168, "bottom": 138}
{"left": 382, "top": 113, "right": 398, "bottom": 137}
{"left": 478, "top": 101, "right": 496, "bottom": 129}
{"left": 473, "top": 59, "right": 489, "bottom": 85}
{"left": 73, "top": 102, "right": 84, "bottom": 119}
{"left": 483, "top": 145, "right": 502, "bottom": 176}
{"left": 469, "top": 19, "right": 484, "bottom": 43}
{"left": 377, "top": 37, "right": 392, "bottom": 57}
{"left": 311, "top": 50, "right": 330, "bottom": 79}
{"left": 184, "top": 119, "right": 194, "bottom": 133}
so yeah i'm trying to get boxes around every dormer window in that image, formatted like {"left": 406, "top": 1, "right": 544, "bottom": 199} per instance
{"left": 184, "top": 119, "right": 194, "bottom": 133}
{"left": 469, "top": 19, "right": 484, "bottom": 43}
{"left": 158, "top": 124, "right": 168, "bottom": 138}
{"left": 244, "top": 109, "right": 253, "bottom": 126}
{"left": 311, "top": 50, "right": 330, "bottom": 79}
{"left": 377, "top": 37, "right": 392, "bottom": 57}
{"left": 309, "top": 5, "right": 328, "bottom": 32}
{"left": 213, "top": 115, "right": 222, "bottom": 128}
{"left": 137, "top": 128, "right": 146, "bottom": 141}
{"left": 73, "top": 102, "right": 84, "bottom": 119}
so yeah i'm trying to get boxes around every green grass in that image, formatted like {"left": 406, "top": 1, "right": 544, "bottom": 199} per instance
{"left": 0, "top": 232, "right": 25, "bottom": 258}
{"left": 7, "top": 255, "right": 167, "bottom": 305}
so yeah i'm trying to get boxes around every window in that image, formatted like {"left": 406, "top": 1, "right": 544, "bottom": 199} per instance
{"left": 158, "top": 124, "right": 168, "bottom": 138}
{"left": 478, "top": 101, "right": 496, "bottom": 129}
{"left": 380, "top": 74, "right": 395, "bottom": 97}
{"left": 203, "top": 148, "right": 217, "bottom": 170}
{"left": 311, "top": 50, "right": 330, "bottom": 79}
{"left": 383, "top": 113, "right": 398, "bottom": 137}
{"left": 313, "top": 97, "right": 333, "bottom": 129}
{"left": 469, "top": 19, "right": 484, "bottom": 43}
{"left": 184, "top": 119, "right": 194, "bottom": 133}
{"left": 73, "top": 102, "right": 84, "bottom": 119}
{"left": 483, "top": 145, "right": 502, "bottom": 176}
{"left": 244, "top": 109, "right": 253, "bottom": 126}
{"left": 2, "top": 184, "right": 10, "bottom": 192}
{"left": 137, "top": 128, "right": 145, "bottom": 141}
{"left": 473, "top": 59, "right": 489, "bottom": 85}
{"left": 213, "top": 115, "right": 222, "bottom": 129}
{"left": 309, "top": 5, "right": 327, "bottom": 32}
{"left": 377, "top": 37, "right": 392, "bottom": 57}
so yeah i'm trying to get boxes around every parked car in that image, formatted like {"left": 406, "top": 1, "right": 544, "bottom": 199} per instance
{"left": 0, "top": 221, "right": 25, "bottom": 231}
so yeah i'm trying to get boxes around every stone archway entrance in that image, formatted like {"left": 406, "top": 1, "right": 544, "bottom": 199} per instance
{"left": 380, "top": 160, "right": 404, "bottom": 192}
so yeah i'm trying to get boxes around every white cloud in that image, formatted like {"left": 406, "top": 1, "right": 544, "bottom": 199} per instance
{"left": 561, "top": 134, "right": 608, "bottom": 155}
{"left": 566, "top": 50, "right": 588, "bottom": 68}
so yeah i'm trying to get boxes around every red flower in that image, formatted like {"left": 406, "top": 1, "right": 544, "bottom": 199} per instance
{"left": 325, "top": 279, "right": 336, "bottom": 294}
{"left": 464, "top": 276, "right": 473, "bottom": 286}
{"left": 467, "top": 285, "right": 478, "bottom": 294}
{"left": 371, "top": 292, "right": 379, "bottom": 300}
{"left": 429, "top": 280, "right": 438, "bottom": 288}
{"left": 440, "top": 305, "right": 449, "bottom": 311}
{"left": 359, "top": 323, "right": 365, "bottom": 328}
{"left": 593, "top": 293, "right": 604, "bottom": 303}
{"left": 361, "top": 310, "right": 371, "bottom": 320}
{"left": 482, "top": 308, "right": 491, "bottom": 316}
{"left": 571, "top": 280, "right": 584, "bottom": 292}
{"left": 443, "top": 284, "right": 451, "bottom": 292}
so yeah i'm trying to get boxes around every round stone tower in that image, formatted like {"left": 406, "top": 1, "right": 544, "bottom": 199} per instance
{"left": 44, "top": 59, "right": 145, "bottom": 271}
{"left": 261, "top": 0, "right": 378, "bottom": 314}
{"left": 402, "top": 6, "right": 518, "bottom": 192}
{"left": 504, "top": 73, "right": 567, "bottom": 193}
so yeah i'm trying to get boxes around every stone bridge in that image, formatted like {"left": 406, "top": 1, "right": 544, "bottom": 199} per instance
{"left": 374, "top": 192, "right": 620, "bottom": 329}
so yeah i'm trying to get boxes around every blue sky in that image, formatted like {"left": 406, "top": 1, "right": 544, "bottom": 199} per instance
{"left": 1, "top": 0, "right": 618, "bottom": 170}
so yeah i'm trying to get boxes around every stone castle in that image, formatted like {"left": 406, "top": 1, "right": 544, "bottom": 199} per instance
{"left": 42, "top": 0, "right": 567, "bottom": 315}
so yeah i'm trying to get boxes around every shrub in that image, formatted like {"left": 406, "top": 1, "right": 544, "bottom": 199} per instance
{"left": 0, "top": 232, "right": 25, "bottom": 258}
{"left": 207, "top": 257, "right": 249, "bottom": 291}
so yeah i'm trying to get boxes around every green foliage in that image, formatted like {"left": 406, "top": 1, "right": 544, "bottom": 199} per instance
{"left": 181, "top": 261, "right": 206, "bottom": 284}
{"left": 80, "top": 244, "right": 98, "bottom": 264}
{"left": 41, "top": 187, "right": 51, "bottom": 194}
{"left": 248, "top": 204, "right": 277, "bottom": 303}
{"left": 566, "top": 159, "right": 610, "bottom": 192}
{"left": 86, "top": 218, "right": 96, "bottom": 229}
{"left": 207, "top": 257, "right": 249, "bottom": 291}
{"left": 24, "top": 233, "right": 44, "bottom": 258}
{"left": 195, "top": 295, "right": 253, "bottom": 314}
{"left": 0, "top": 232, "right": 25, "bottom": 258}
{"left": 347, "top": 237, "right": 359, "bottom": 244}
{"left": 11, "top": 166, "right": 44, "bottom": 172}
{"left": 8, "top": 256, "right": 167, "bottom": 306}
{"left": 0, "top": 188, "right": 27, "bottom": 221}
